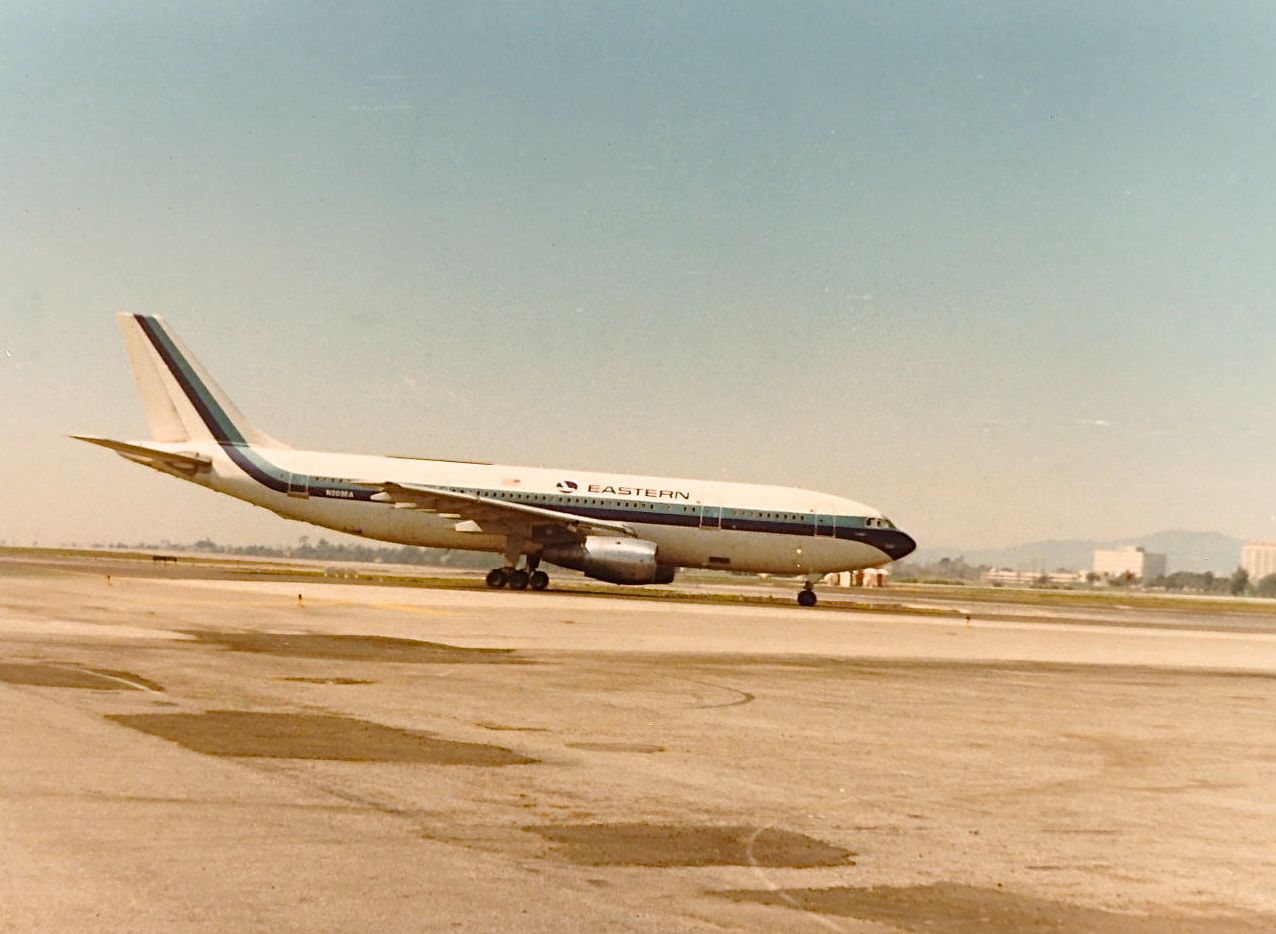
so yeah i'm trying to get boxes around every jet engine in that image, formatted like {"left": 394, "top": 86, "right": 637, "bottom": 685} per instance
{"left": 541, "top": 536, "right": 676, "bottom": 585}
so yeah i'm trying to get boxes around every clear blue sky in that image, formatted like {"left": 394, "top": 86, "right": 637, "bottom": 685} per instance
{"left": 3, "top": 2, "right": 1275, "bottom": 550}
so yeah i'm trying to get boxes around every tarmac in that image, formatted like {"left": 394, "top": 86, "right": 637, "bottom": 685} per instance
{"left": 3, "top": 553, "right": 1276, "bottom": 932}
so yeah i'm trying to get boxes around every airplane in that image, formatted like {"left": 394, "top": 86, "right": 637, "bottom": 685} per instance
{"left": 75, "top": 314, "right": 916, "bottom": 606}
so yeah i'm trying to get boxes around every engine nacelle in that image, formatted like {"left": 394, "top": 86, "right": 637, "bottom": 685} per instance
{"left": 541, "top": 536, "right": 676, "bottom": 585}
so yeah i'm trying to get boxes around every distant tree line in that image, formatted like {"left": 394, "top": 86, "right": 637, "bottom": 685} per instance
{"left": 893, "top": 556, "right": 990, "bottom": 583}
{"left": 1155, "top": 567, "right": 1276, "bottom": 597}
{"left": 900, "top": 558, "right": 1276, "bottom": 598}
{"left": 91, "top": 536, "right": 494, "bottom": 569}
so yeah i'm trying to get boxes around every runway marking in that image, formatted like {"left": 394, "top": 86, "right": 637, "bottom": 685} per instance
{"left": 682, "top": 678, "right": 755, "bottom": 709}
{"left": 744, "top": 823, "right": 849, "bottom": 933}
{"left": 77, "top": 667, "right": 164, "bottom": 692}
{"left": 0, "top": 663, "right": 160, "bottom": 692}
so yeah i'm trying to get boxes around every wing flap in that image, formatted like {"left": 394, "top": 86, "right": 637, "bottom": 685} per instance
{"left": 369, "top": 481, "right": 633, "bottom": 539}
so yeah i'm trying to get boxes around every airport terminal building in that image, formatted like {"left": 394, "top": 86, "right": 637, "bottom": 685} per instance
{"left": 1092, "top": 546, "right": 1167, "bottom": 582}
{"left": 1241, "top": 542, "right": 1276, "bottom": 583}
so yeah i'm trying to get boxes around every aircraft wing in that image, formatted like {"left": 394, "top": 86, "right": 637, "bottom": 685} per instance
{"left": 72, "top": 435, "right": 212, "bottom": 476}
{"left": 369, "top": 481, "right": 634, "bottom": 540}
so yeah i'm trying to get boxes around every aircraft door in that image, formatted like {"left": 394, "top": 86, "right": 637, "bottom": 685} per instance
{"left": 699, "top": 505, "right": 721, "bottom": 530}
{"left": 814, "top": 513, "right": 836, "bottom": 537}
{"left": 286, "top": 472, "right": 310, "bottom": 498}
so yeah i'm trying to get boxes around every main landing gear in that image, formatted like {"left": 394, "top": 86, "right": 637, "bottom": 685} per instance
{"left": 797, "top": 581, "right": 818, "bottom": 607}
{"left": 486, "top": 553, "right": 549, "bottom": 591}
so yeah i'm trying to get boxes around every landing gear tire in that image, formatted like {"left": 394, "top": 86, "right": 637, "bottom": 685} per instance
{"left": 508, "top": 569, "right": 530, "bottom": 591}
{"left": 797, "top": 588, "right": 817, "bottom": 607}
{"left": 529, "top": 570, "right": 550, "bottom": 591}
{"left": 485, "top": 568, "right": 510, "bottom": 588}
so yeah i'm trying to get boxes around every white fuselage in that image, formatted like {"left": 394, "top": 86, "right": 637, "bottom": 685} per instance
{"left": 157, "top": 440, "right": 907, "bottom": 576}
{"left": 94, "top": 312, "right": 917, "bottom": 585}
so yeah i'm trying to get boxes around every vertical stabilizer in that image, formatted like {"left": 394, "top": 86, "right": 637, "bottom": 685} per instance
{"left": 115, "top": 313, "right": 287, "bottom": 448}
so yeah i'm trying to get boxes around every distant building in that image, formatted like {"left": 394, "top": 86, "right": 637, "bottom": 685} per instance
{"left": 1241, "top": 542, "right": 1276, "bottom": 583}
{"left": 1092, "top": 546, "right": 1166, "bottom": 582}
{"left": 823, "top": 568, "right": 890, "bottom": 588}
{"left": 981, "top": 568, "right": 1083, "bottom": 586}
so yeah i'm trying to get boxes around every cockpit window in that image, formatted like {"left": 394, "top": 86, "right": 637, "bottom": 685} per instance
{"left": 864, "top": 516, "right": 896, "bottom": 529}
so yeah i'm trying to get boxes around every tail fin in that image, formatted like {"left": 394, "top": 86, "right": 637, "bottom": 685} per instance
{"left": 115, "top": 313, "right": 286, "bottom": 448}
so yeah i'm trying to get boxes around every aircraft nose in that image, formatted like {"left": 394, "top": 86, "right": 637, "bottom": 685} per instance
{"left": 880, "top": 529, "right": 917, "bottom": 561}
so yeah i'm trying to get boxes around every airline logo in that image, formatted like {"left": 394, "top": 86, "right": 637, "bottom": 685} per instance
{"left": 588, "top": 483, "right": 691, "bottom": 501}
{"left": 557, "top": 478, "right": 690, "bottom": 500}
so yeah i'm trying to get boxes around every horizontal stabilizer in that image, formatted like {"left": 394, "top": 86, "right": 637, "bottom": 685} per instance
{"left": 71, "top": 435, "right": 212, "bottom": 476}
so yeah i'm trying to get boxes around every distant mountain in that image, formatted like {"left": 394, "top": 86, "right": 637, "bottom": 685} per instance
{"left": 910, "top": 530, "right": 1243, "bottom": 575}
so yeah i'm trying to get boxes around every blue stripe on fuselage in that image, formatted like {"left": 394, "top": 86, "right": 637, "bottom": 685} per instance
{"left": 136, "top": 316, "right": 245, "bottom": 444}
{"left": 134, "top": 315, "right": 374, "bottom": 499}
